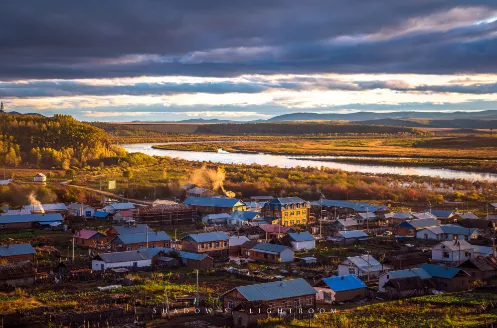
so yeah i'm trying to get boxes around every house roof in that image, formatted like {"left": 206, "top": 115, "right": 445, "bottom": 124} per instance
{"left": 392, "top": 212, "right": 412, "bottom": 220}
{"left": 357, "top": 212, "right": 377, "bottom": 220}
{"left": 258, "top": 224, "right": 294, "bottom": 234}
{"left": 229, "top": 236, "right": 250, "bottom": 247}
{"left": 286, "top": 231, "right": 314, "bottom": 242}
{"left": 385, "top": 276, "right": 436, "bottom": 291}
{"left": 115, "top": 210, "right": 134, "bottom": 217}
{"left": 411, "top": 212, "right": 438, "bottom": 220}
{"left": 337, "top": 219, "right": 359, "bottom": 227}
{"left": 385, "top": 268, "right": 432, "bottom": 280}
{"left": 437, "top": 239, "right": 474, "bottom": 251}
{"left": 227, "top": 278, "right": 315, "bottom": 301}
{"left": 345, "top": 255, "right": 383, "bottom": 272}
{"left": 231, "top": 210, "right": 259, "bottom": 221}
{"left": 269, "top": 197, "right": 308, "bottom": 205}
{"left": 183, "top": 196, "right": 245, "bottom": 208}
{"left": 23, "top": 203, "right": 67, "bottom": 212}
{"left": 111, "top": 224, "right": 150, "bottom": 234}
{"left": 0, "top": 209, "right": 32, "bottom": 216}
{"left": 420, "top": 263, "right": 465, "bottom": 279}
{"left": 338, "top": 230, "right": 368, "bottom": 239}
{"left": 454, "top": 212, "right": 479, "bottom": 220}
{"left": 472, "top": 245, "right": 493, "bottom": 256}
{"left": 0, "top": 213, "right": 63, "bottom": 224}
{"left": 97, "top": 250, "right": 153, "bottom": 263}
{"left": 181, "top": 231, "right": 230, "bottom": 243}
{"left": 251, "top": 242, "right": 291, "bottom": 254}
{"left": 420, "top": 224, "right": 478, "bottom": 236}
{"left": 112, "top": 231, "right": 171, "bottom": 244}
{"left": 312, "top": 199, "right": 389, "bottom": 212}
{"left": 424, "top": 209, "right": 454, "bottom": 218}
{"left": 459, "top": 256, "right": 497, "bottom": 272}
{"left": 0, "top": 243, "right": 36, "bottom": 257}
{"left": 67, "top": 203, "right": 93, "bottom": 210}
{"left": 398, "top": 218, "right": 440, "bottom": 229}
{"left": 93, "top": 211, "right": 110, "bottom": 218}
{"left": 140, "top": 247, "right": 209, "bottom": 261}
{"left": 73, "top": 229, "right": 103, "bottom": 239}
{"left": 105, "top": 203, "right": 135, "bottom": 211}
{"left": 321, "top": 274, "right": 366, "bottom": 292}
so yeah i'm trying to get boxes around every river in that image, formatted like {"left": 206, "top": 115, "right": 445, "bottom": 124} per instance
{"left": 122, "top": 143, "right": 497, "bottom": 182}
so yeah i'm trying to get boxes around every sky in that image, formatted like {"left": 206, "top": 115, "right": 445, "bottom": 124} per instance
{"left": 1, "top": 1, "right": 497, "bottom": 121}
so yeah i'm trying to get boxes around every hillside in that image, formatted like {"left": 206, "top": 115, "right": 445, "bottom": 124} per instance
{"left": 0, "top": 114, "right": 125, "bottom": 168}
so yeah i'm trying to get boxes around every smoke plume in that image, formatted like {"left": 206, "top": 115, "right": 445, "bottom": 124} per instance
{"left": 190, "top": 165, "right": 235, "bottom": 198}
{"left": 28, "top": 192, "right": 44, "bottom": 213}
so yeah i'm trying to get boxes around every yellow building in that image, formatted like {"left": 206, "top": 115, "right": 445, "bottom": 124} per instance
{"left": 263, "top": 197, "right": 310, "bottom": 226}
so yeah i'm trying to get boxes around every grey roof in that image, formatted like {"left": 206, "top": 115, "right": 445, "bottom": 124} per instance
{"left": 338, "top": 230, "right": 368, "bottom": 239}
{"left": 228, "top": 278, "right": 316, "bottom": 301}
{"left": 181, "top": 231, "right": 229, "bottom": 242}
{"left": 105, "top": 203, "right": 135, "bottom": 211}
{"left": 251, "top": 242, "right": 291, "bottom": 254}
{"left": 140, "top": 247, "right": 209, "bottom": 261}
{"left": 112, "top": 231, "right": 171, "bottom": 244}
{"left": 424, "top": 209, "right": 454, "bottom": 218}
{"left": 23, "top": 203, "right": 68, "bottom": 212}
{"left": 286, "top": 231, "right": 314, "bottom": 242}
{"left": 357, "top": 212, "right": 377, "bottom": 220}
{"left": 0, "top": 243, "right": 36, "bottom": 257}
{"left": 411, "top": 212, "right": 438, "bottom": 220}
{"left": 399, "top": 218, "right": 440, "bottom": 229}
{"left": 346, "top": 255, "right": 385, "bottom": 272}
{"left": 312, "top": 199, "right": 389, "bottom": 212}
{"left": 229, "top": 236, "right": 250, "bottom": 247}
{"left": 97, "top": 250, "right": 153, "bottom": 263}
{"left": 454, "top": 212, "right": 479, "bottom": 220}
{"left": 472, "top": 246, "right": 493, "bottom": 255}
{"left": 269, "top": 197, "right": 307, "bottom": 205}
{"left": 421, "top": 224, "right": 478, "bottom": 236}
{"left": 0, "top": 213, "right": 63, "bottom": 224}
{"left": 112, "top": 224, "right": 150, "bottom": 234}
{"left": 183, "top": 196, "right": 245, "bottom": 208}
{"left": 392, "top": 212, "right": 412, "bottom": 220}
{"left": 385, "top": 268, "right": 431, "bottom": 280}
{"left": 337, "top": 218, "right": 359, "bottom": 227}
{"left": 437, "top": 240, "right": 474, "bottom": 251}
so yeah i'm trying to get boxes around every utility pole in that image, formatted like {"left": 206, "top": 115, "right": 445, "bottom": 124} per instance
{"left": 164, "top": 280, "right": 170, "bottom": 319}
{"left": 195, "top": 269, "right": 200, "bottom": 307}
{"left": 146, "top": 225, "right": 149, "bottom": 248}
{"left": 72, "top": 238, "right": 75, "bottom": 261}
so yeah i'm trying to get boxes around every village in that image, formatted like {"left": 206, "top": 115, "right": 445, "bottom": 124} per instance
{"left": 1, "top": 178, "right": 497, "bottom": 327}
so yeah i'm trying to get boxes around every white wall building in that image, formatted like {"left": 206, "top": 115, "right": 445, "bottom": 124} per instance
{"left": 338, "top": 255, "right": 391, "bottom": 280}
{"left": 432, "top": 240, "right": 474, "bottom": 263}
{"left": 91, "top": 249, "right": 154, "bottom": 271}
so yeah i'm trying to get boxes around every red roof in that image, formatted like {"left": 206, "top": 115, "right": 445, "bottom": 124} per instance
{"left": 259, "top": 224, "right": 293, "bottom": 234}
{"left": 73, "top": 229, "right": 99, "bottom": 239}
{"left": 116, "top": 210, "right": 134, "bottom": 217}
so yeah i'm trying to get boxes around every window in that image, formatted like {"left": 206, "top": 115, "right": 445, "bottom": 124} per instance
{"left": 285, "top": 212, "right": 288, "bottom": 216}
{"left": 443, "top": 251, "right": 450, "bottom": 258}
{"left": 126, "top": 246, "right": 132, "bottom": 251}
{"left": 302, "top": 210, "right": 306, "bottom": 214}
{"left": 215, "top": 242, "right": 220, "bottom": 248}
{"left": 465, "top": 251, "right": 471, "bottom": 257}
{"left": 348, "top": 267, "right": 355, "bottom": 274}
{"left": 201, "top": 243, "right": 205, "bottom": 249}
{"left": 294, "top": 298, "right": 300, "bottom": 306}
{"left": 282, "top": 300, "right": 287, "bottom": 307}
{"left": 296, "top": 220, "right": 300, "bottom": 224}
{"left": 306, "top": 297, "right": 312, "bottom": 306}
{"left": 290, "top": 211, "right": 294, "bottom": 216}
{"left": 228, "top": 301, "right": 233, "bottom": 309}
{"left": 0, "top": 224, "right": 5, "bottom": 229}
{"left": 208, "top": 242, "right": 212, "bottom": 248}
{"left": 302, "top": 219, "right": 306, "bottom": 223}
{"left": 296, "top": 211, "right": 300, "bottom": 215}
{"left": 224, "top": 241, "right": 228, "bottom": 247}
{"left": 290, "top": 220, "right": 294, "bottom": 225}
{"left": 133, "top": 262, "right": 137, "bottom": 267}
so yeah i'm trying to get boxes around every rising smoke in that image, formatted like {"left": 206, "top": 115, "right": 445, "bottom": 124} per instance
{"left": 28, "top": 192, "right": 45, "bottom": 213}
{"left": 190, "top": 165, "right": 235, "bottom": 198}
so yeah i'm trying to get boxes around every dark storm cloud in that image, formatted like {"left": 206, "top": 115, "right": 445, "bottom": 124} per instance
{"left": 1, "top": 0, "right": 497, "bottom": 80}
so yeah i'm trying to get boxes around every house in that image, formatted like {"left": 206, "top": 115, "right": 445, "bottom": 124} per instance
{"left": 424, "top": 209, "right": 456, "bottom": 223}
{"left": 67, "top": 203, "right": 95, "bottom": 218}
{"left": 23, "top": 203, "right": 68, "bottom": 215}
{"left": 140, "top": 247, "right": 214, "bottom": 269}
{"left": 382, "top": 276, "right": 436, "bottom": 299}
{"left": 92, "top": 249, "right": 162, "bottom": 271}
{"left": 312, "top": 199, "right": 389, "bottom": 218}
{"left": 112, "top": 210, "right": 134, "bottom": 223}
{"left": 355, "top": 212, "right": 377, "bottom": 225}
{"left": 452, "top": 212, "right": 479, "bottom": 220}
{"left": 230, "top": 211, "right": 260, "bottom": 225}
{"left": 220, "top": 278, "right": 316, "bottom": 312}
{"left": 0, "top": 261, "right": 35, "bottom": 287}
{"left": 378, "top": 267, "right": 433, "bottom": 292}
{"left": 202, "top": 213, "right": 232, "bottom": 225}
{"left": 330, "top": 230, "right": 369, "bottom": 245}
{"left": 0, "top": 213, "right": 64, "bottom": 230}
{"left": 337, "top": 255, "right": 390, "bottom": 280}
{"left": 396, "top": 218, "right": 440, "bottom": 237}
{"left": 432, "top": 240, "right": 474, "bottom": 263}
{"left": 263, "top": 197, "right": 310, "bottom": 226}
{"left": 33, "top": 173, "right": 46, "bottom": 182}
{"left": 456, "top": 256, "right": 497, "bottom": 281}
{"left": 180, "top": 231, "right": 230, "bottom": 259}
{"left": 0, "top": 243, "right": 36, "bottom": 263}
{"left": 282, "top": 231, "right": 315, "bottom": 251}
{"left": 383, "top": 252, "right": 430, "bottom": 270}
{"left": 184, "top": 196, "right": 247, "bottom": 214}
{"left": 110, "top": 231, "right": 171, "bottom": 251}
{"left": 186, "top": 187, "right": 213, "bottom": 198}
{"left": 420, "top": 263, "right": 470, "bottom": 292}
{"left": 416, "top": 224, "right": 479, "bottom": 241}
{"left": 73, "top": 229, "right": 108, "bottom": 248}
{"left": 249, "top": 243, "right": 294, "bottom": 263}
{"left": 229, "top": 236, "right": 251, "bottom": 256}
{"left": 335, "top": 218, "right": 360, "bottom": 231}
{"left": 102, "top": 202, "right": 135, "bottom": 214}
{"left": 314, "top": 275, "right": 366, "bottom": 304}
{"left": 259, "top": 224, "right": 295, "bottom": 240}
{"left": 240, "top": 240, "right": 260, "bottom": 258}
{"left": 106, "top": 224, "right": 150, "bottom": 237}
{"left": 389, "top": 212, "right": 413, "bottom": 225}
{"left": 457, "top": 218, "right": 493, "bottom": 232}
{"left": 93, "top": 211, "right": 111, "bottom": 219}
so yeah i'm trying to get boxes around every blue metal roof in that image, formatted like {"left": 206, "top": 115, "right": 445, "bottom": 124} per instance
{"left": 231, "top": 210, "right": 259, "bottom": 221}
{"left": 112, "top": 231, "right": 171, "bottom": 244}
{"left": 0, "top": 213, "right": 63, "bottom": 224}
{"left": 398, "top": 218, "right": 440, "bottom": 229}
{"left": 386, "top": 268, "right": 432, "bottom": 280}
{"left": 338, "top": 230, "right": 368, "bottom": 239}
{"left": 322, "top": 275, "right": 366, "bottom": 292}
{"left": 183, "top": 196, "right": 245, "bottom": 208}
{"left": 286, "top": 231, "right": 314, "bottom": 242}
{"left": 312, "top": 199, "right": 388, "bottom": 212}
{"left": 93, "top": 211, "right": 110, "bottom": 218}
{"left": 269, "top": 197, "right": 307, "bottom": 205}
{"left": 230, "top": 278, "right": 316, "bottom": 301}
{"left": 181, "top": 231, "right": 229, "bottom": 242}
{"left": 420, "top": 264, "right": 462, "bottom": 279}
{"left": 0, "top": 243, "right": 36, "bottom": 257}
{"left": 424, "top": 209, "right": 454, "bottom": 218}
{"left": 251, "top": 242, "right": 291, "bottom": 254}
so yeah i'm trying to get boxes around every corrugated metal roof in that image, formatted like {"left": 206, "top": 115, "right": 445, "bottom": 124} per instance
{"left": 472, "top": 246, "right": 493, "bottom": 255}
{"left": 312, "top": 199, "right": 388, "bottom": 212}
{"left": 420, "top": 263, "right": 463, "bottom": 279}
{"left": 398, "top": 218, "right": 439, "bottom": 229}
{"left": 231, "top": 211, "right": 259, "bottom": 221}
{"left": 181, "top": 231, "right": 229, "bottom": 242}
{"left": 269, "top": 197, "right": 307, "bottom": 205}
{"left": 97, "top": 250, "right": 152, "bottom": 263}
{"left": 338, "top": 230, "right": 368, "bottom": 239}
{"left": 23, "top": 203, "right": 67, "bottom": 212}
{"left": 286, "top": 231, "right": 314, "bottom": 242}
{"left": 454, "top": 212, "right": 479, "bottom": 220}
{"left": 73, "top": 229, "right": 101, "bottom": 239}
{"left": 229, "top": 236, "right": 250, "bottom": 247}
{"left": 112, "top": 224, "right": 149, "bottom": 234}
{"left": 422, "top": 224, "right": 477, "bottom": 236}
{"left": 105, "top": 203, "right": 135, "bottom": 211}
{"left": 322, "top": 275, "right": 366, "bottom": 292}
{"left": 140, "top": 247, "right": 209, "bottom": 261}
{"left": 337, "top": 219, "right": 359, "bottom": 227}
{"left": 93, "top": 211, "right": 110, "bottom": 218}
{"left": 0, "top": 243, "right": 36, "bottom": 257}
{"left": 347, "top": 255, "right": 381, "bottom": 269}
{"left": 112, "top": 231, "right": 171, "bottom": 244}
{"left": 385, "top": 268, "right": 431, "bottom": 280}
{"left": 233, "top": 278, "right": 315, "bottom": 301}
{"left": 392, "top": 212, "right": 412, "bottom": 219}
{"left": 251, "top": 242, "right": 290, "bottom": 254}
{"left": 183, "top": 196, "right": 245, "bottom": 208}
{"left": 424, "top": 209, "right": 454, "bottom": 218}
{"left": 411, "top": 212, "right": 438, "bottom": 220}
{"left": 0, "top": 213, "right": 63, "bottom": 224}
{"left": 438, "top": 239, "right": 474, "bottom": 251}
